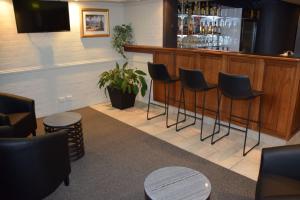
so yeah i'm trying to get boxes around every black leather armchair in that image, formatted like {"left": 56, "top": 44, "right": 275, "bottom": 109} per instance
{"left": 256, "top": 144, "right": 300, "bottom": 200}
{"left": 0, "top": 131, "right": 71, "bottom": 200}
{"left": 0, "top": 92, "right": 37, "bottom": 138}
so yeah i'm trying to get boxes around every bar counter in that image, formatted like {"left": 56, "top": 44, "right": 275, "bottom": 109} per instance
{"left": 125, "top": 45, "right": 300, "bottom": 140}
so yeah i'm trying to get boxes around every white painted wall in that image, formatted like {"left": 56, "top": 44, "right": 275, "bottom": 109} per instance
{"left": 0, "top": 0, "right": 163, "bottom": 117}
{"left": 0, "top": 1, "right": 124, "bottom": 117}
{"left": 124, "top": 0, "right": 163, "bottom": 102}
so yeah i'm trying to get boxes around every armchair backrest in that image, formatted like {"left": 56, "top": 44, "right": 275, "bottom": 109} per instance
{"left": 258, "top": 144, "right": 300, "bottom": 181}
{"left": 0, "top": 92, "right": 35, "bottom": 114}
{"left": 0, "top": 131, "right": 71, "bottom": 200}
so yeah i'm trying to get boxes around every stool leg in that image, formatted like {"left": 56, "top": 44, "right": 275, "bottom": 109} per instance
{"left": 243, "top": 100, "right": 252, "bottom": 156}
{"left": 193, "top": 91, "right": 197, "bottom": 125}
{"left": 147, "top": 79, "right": 166, "bottom": 120}
{"left": 227, "top": 98, "right": 233, "bottom": 136}
{"left": 164, "top": 82, "right": 167, "bottom": 114}
{"left": 146, "top": 79, "right": 152, "bottom": 120}
{"left": 176, "top": 87, "right": 184, "bottom": 131}
{"left": 258, "top": 96, "right": 262, "bottom": 144}
{"left": 243, "top": 96, "right": 261, "bottom": 156}
{"left": 176, "top": 89, "right": 197, "bottom": 131}
{"left": 211, "top": 89, "right": 223, "bottom": 144}
{"left": 166, "top": 82, "right": 170, "bottom": 127}
{"left": 166, "top": 82, "right": 183, "bottom": 128}
{"left": 200, "top": 91, "right": 215, "bottom": 141}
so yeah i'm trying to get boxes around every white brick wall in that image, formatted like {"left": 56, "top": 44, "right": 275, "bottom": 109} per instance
{"left": 0, "top": 1, "right": 125, "bottom": 117}
{"left": 0, "top": 61, "right": 119, "bottom": 117}
{"left": 0, "top": 0, "right": 163, "bottom": 117}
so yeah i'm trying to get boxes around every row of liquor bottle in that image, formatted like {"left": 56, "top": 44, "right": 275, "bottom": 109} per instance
{"left": 178, "top": 17, "right": 240, "bottom": 36}
{"left": 178, "top": 1, "right": 261, "bottom": 21}
{"left": 178, "top": 1, "right": 221, "bottom": 16}
{"left": 178, "top": 34, "right": 235, "bottom": 50}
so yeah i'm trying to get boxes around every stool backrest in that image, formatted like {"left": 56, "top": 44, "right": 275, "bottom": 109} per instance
{"left": 148, "top": 62, "right": 171, "bottom": 81}
{"left": 218, "top": 72, "right": 253, "bottom": 99}
{"left": 179, "top": 68, "right": 208, "bottom": 90}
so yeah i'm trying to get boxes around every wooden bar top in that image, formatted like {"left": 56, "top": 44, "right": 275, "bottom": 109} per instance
{"left": 125, "top": 45, "right": 300, "bottom": 63}
{"left": 125, "top": 44, "right": 300, "bottom": 140}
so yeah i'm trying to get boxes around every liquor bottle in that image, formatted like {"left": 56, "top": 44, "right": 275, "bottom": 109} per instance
{"left": 188, "top": 17, "right": 194, "bottom": 35}
{"left": 208, "top": 22, "right": 213, "bottom": 34}
{"left": 213, "top": 21, "right": 217, "bottom": 34}
{"left": 201, "top": 2, "right": 205, "bottom": 15}
{"left": 196, "top": 2, "right": 201, "bottom": 15}
{"left": 256, "top": 10, "right": 260, "bottom": 20}
{"left": 204, "top": 21, "right": 208, "bottom": 34}
{"left": 177, "top": 4, "right": 181, "bottom": 14}
{"left": 250, "top": 9, "right": 254, "bottom": 19}
{"left": 210, "top": 3, "right": 215, "bottom": 16}
{"left": 205, "top": 1, "right": 209, "bottom": 16}
{"left": 185, "top": 2, "right": 189, "bottom": 15}
{"left": 217, "top": 21, "right": 221, "bottom": 34}
{"left": 216, "top": 4, "right": 221, "bottom": 16}
{"left": 200, "top": 22, "right": 205, "bottom": 35}
{"left": 191, "top": 2, "right": 195, "bottom": 15}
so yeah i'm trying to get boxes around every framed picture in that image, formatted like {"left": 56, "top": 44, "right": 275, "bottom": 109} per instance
{"left": 81, "top": 8, "right": 110, "bottom": 38}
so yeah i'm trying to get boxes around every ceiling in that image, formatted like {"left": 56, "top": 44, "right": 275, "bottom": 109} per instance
{"left": 44, "top": 0, "right": 141, "bottom": 2}
{"left": 282, "top": 0, "right": 300, "bottom": 5}
{"left": 45, "top": 0, "right": 300, "bottom": 5}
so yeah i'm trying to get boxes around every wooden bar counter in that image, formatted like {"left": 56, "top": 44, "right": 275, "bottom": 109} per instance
{"left": 125, "top": 45, "right": 300, "bottom": 140}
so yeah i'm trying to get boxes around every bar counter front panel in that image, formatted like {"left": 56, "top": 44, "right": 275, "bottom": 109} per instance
{"left": 125, "top": 45, "right": 300, "bottom": 140}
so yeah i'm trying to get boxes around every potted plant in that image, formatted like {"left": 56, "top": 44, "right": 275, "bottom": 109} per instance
{"left": 111, "top": 24, "right": 133, "bottom": 59}
{"left": 98, "top": 24, "right": 148, "bottom": 109}
{"left": 98, "top": 62, "right": 147, "bottom": 109}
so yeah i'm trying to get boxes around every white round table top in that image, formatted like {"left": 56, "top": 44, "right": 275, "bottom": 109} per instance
{"left": 144, "top": 166, "right": 211, "bottom": 200}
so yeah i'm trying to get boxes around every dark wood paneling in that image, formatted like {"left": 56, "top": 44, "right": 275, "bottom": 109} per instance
{"left": 196, "top": 54, "right": 224, "bottom": 116}
{"left": 222, "top": 56, "right": 264, "bottom": 129}
{"left": 175, "top": 53, "right": 197, "bottom": 110}
{"left": 125, "top": 45, "right": 300, "bottom": 140}
{"left": 153, "top": 52, "right": 176, "bottom": 104}
{"left": 262, "top": 60, "right": 298, "bottom": 138}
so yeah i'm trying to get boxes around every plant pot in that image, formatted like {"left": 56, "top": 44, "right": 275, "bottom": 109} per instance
{"left": 107, "top": 87, "right": 137, "bottom": 110}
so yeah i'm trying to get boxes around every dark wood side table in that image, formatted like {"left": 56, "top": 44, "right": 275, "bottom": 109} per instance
{"left": 43, "top": 112, "right": 84, "bottom": 162}
{"left": 144, "top": 166, "right": 211, "bottom": 200}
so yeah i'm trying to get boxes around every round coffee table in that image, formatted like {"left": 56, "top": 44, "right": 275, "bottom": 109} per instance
{"left": 43, "top": 112, "right": 84, "bottom": 162}
{"left": 144, "top": 166, "right": 211, "bottom": 200}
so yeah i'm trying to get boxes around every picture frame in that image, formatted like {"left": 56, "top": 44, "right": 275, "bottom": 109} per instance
{"left": 81, "top": 8, "right": 110, "bottom": 38}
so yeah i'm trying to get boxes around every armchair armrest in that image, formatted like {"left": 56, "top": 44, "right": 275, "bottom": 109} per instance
{"left": 0, "top": 113, "right": 10, "bottom": 126}
{"left": 0, "top": 92, "right": 35, "bottom": 114}
{"left": 259, "top": 145, "right": 300, "bottom": 180}
{"left": 0, "top": 130, "right": 71, "bottom": 199}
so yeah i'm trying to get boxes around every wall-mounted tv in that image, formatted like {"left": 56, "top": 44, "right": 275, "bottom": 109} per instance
{"left": 12, "top": 0, "right": 70, "bottom": 33}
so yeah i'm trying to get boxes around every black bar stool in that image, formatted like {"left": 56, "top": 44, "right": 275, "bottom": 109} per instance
{"left": 211, "top": 72, "right": 263, "bottom": 156}
{"left": 147, "top": 62, "right": 185, "bottom": 128}
{"left": 176, "top": 68, "right": 218, "bottom": 141}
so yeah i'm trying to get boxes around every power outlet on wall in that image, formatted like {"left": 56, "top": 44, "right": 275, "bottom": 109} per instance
{"left": 58, "top": 95, "right": 73, "bottom": 103}
{"left": 58, "top": 97, "right": 66, "bottom": 103}
{"left": 66, "top": 95, "right": 73, "bottom": 101}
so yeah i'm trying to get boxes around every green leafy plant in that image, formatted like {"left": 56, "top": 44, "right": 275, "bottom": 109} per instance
{"left": 112, "top": 24, "right": 133, "bottom": 59}
{"left": 98, "top": 62, "right": 147, "bottom": 97}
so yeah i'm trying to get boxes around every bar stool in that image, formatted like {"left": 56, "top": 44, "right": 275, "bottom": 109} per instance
{"left": 176, "top": 68, "right": 218, "bottom": 141}
{"left": 147, "top": 62, "right": 184, "bottom": 128}
{"left": 211, "top": 72, "right": 263, "bottom": 156}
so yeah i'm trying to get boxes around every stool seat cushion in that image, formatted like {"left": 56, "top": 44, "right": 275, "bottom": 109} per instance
{"left": 167, "top": 76, "right": 180, "bottom": 82}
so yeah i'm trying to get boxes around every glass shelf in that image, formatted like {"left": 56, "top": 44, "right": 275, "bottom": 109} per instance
{"left": 178, "top": 14, "right": 241, "bottom": 20}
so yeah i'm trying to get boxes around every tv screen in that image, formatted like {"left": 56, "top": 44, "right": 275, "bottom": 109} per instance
{"left": 12, "top": 0, "right": 70, "bottom": 33}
